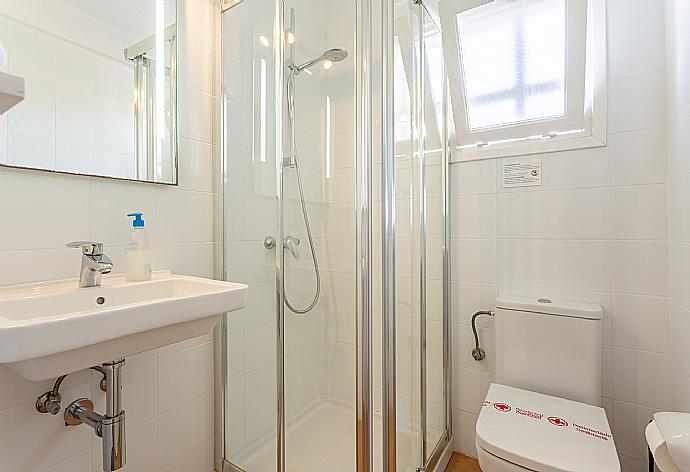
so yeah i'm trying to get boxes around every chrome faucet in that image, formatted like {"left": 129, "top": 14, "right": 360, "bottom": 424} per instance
{"left": 66, "top": 241, "right": 113, "bottom": 288}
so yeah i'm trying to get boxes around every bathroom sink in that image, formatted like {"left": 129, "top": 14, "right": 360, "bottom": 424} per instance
{"left": 0, "top": 271, "right": 248, "bottom": 380}
{"left": 647, "top": 412, "right": 690, "bottom": 472}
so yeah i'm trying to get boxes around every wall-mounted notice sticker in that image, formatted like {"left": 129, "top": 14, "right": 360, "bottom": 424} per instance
{"left": 503, "top": 161, "right": 542, "bottom": 188}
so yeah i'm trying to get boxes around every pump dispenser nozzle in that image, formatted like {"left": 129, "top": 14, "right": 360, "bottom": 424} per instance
{"left": 127, "top": 213, "right": 145, "bottom": 228}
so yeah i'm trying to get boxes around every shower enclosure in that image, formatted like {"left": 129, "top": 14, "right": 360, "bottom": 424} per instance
{"left": 218, "top": 1, "right": 451, "bottom": 471}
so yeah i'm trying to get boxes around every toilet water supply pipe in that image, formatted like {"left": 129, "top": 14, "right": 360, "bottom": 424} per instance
{"left": 471, "top": 310, "right": 494, "bottom": 361}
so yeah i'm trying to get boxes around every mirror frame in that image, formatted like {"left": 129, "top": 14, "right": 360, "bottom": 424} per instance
{"left": 0, "top": 4, "right": 179, "bottom": 186}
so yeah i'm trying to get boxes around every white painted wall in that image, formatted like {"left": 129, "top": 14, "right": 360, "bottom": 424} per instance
{"left": 450, "top": 1, "right": 668, "bottom": 471}
{"left": 0, "top": 0, "right": 219, "bottom": 470}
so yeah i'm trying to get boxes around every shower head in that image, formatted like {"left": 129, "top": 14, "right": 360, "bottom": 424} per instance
{"left": 322, "top": 48, "right": 348, "bottom": 63}
{"left": 293, "top": 48, "right": 349, "bottom": 74}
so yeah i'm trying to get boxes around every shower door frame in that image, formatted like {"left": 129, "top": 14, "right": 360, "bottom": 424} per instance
{"left": 216, "top": 0, "right": 453, "bottom": 470}
{"left": 411, "top": 1, "right": 454, "bottom": 470}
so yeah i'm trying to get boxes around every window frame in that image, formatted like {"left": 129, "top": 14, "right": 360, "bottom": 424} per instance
{"left": 440, "top": 0, "right": 608, "bottom": 161}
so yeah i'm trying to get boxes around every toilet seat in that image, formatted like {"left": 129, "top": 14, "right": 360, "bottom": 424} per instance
{"left": 476, "top": 384, "right": 620, "bottom": 472}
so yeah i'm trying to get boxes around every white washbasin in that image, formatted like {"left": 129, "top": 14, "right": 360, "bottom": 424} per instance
{"left": 0, "top": 271, "right": 248, "bottom": 380}
{"left": 647, "top": 412, "right": 690, "bottom": 472}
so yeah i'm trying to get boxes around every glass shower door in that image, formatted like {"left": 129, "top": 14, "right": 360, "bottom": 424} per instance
{"left": 219, "top": 1, "right": 451, "bottom": 471}
{"left": 281, "top": 2, "right": 359, "bottom": 471}
{"left": 420, "top": 8, "right": 450, "bottom": 465}
{"left": 394, "top": 1, "right": 451, "bottom": 469}
{"left": 220, "top": 0, "right": 278, "bottom": 470}
{"left": 220, "top": 1, "right": 363, "bottom": 471}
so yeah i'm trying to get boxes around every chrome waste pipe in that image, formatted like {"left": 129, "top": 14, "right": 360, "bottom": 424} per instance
{"left": 64, "top": 359, "right": 126, "bottom": 472}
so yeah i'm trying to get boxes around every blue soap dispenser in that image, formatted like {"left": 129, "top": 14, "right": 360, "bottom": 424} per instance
{"left": 126, "top": 212, "right": 152, "bottom": 281}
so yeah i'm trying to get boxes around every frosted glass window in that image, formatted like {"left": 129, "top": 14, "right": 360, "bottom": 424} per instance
{"left": 457, "top": 0, "right": 566, "bottom": 130}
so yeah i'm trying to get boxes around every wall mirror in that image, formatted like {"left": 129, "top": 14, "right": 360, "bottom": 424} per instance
{"left": 0, "top": 0, "right": 178, "bottom": 185}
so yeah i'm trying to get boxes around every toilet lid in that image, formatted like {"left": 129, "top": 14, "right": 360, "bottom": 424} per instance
{"left": 476, "top": 384, "right": 620, "bottom": 472}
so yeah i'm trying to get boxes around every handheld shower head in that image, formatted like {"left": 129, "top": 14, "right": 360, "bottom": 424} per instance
{"left": 293, "top": 48, "right": 349, "bottom": 74}
{"left": 322, "top": 48, "right": 348, "bottom": 63}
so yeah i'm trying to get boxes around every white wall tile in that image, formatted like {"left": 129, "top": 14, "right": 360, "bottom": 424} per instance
{"left": 611, "top": 294, "right": 668, "bottom": 352}
{"left": 453, "top": 367, "right": 493, "bottom": 414}
{"left": 161, "top": 442, "right": 212, "bottom": 472}
{"left": 0, "top": 171, "right": 90, "bottom": 251}
{"left": 611, "top": 184, "right": 667, "bottom": 240}
{"left": 602, "top": 345, "right": 613, "bottom": 398}
{"left": 612, "top": 347, "right": 672, "bottom": 409}
{"left": 452, "top": 194, "right": 497, "bottom": 239}
{"left": 550, "top": 240, "right": 611, "bottom": 292}
{"left": 611, "top": 400, "right": 658, "bottom": 460}
{"left": 610, "top": 128, "right": 667, "bottom": 186}
{"left": 609, "top": 13, "right": 665, "bottom": 79}
{"left": 155, "top": 242, "right": 215, "bottom": 278}
{"left": 549, "top": 188, "right": 610, "bottom": 239}
{"left": 89, "top": 180, "right": 156, "bottom": 247}
{"left": 158, "top": 342, "right": 213, "bottom": 414}
{"left": 451, "top": 159, "right": 497, "bottom": 195}
{"left": 41, "top": 451, "right": 91, "bottom": 472}
{"left": 0, "top": 383, "right": 93, "bottom": 471}
{"left": 550, "top": 147, "right": 610, "bottom": 190}
{"left": 607, "top": 0, "right": 664, "bottom": 26}
{"left": 156, "top": 189, "right": 214, "bottom": 244}
{"left": 498, "top": 191, "right": 550, "bottom": 239}
{"left": 610, "top": 71, "right": 667, "bottom": 133}
{"left": 451, "top": 282, "right": 498, "bottom": 327}
{"left": 452, "top": 239, "right": 499, "bottom": 284}
{"left": 612, "top": 241, "right": 667, "bottom": 296}
{"left": 617, "top": 454, "right": 647, "bottom": 472}
{"left": 498, "top": 239, "right": 549, "bottom": 288}
{"left": 158, "top": 395, "right": 208, "bottom": 470}
{"left": 453, "top": 409, "right": 479, "bottom": 458}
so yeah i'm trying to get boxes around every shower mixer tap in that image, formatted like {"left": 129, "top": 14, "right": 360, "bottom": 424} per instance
{"left": 284, "top": 235, "right": 301, "bottom": 259}
{"left": 264, "top": 235, "right": 301, "bottom": 260}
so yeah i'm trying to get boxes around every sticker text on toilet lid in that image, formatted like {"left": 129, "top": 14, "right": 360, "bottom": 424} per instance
{"left": 484, "top": 402, "right": 613, "bottom": 442}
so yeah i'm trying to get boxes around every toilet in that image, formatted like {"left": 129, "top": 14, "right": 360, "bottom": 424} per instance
{"left": 475, "top": 296, "right": 620, "bottom": 471}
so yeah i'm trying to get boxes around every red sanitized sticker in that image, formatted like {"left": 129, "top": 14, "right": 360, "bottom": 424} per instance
{"left": 548, "top": 416, "right": 568, "bottom": 427}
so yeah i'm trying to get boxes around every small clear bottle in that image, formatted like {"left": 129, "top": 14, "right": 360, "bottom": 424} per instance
{"left": 126, "top": 212, "right": 152, "bottom": 282}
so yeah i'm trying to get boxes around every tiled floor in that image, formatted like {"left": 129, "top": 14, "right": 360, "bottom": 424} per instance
{"left": 445, "top": 453, "right": 482, "bottom": 472}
